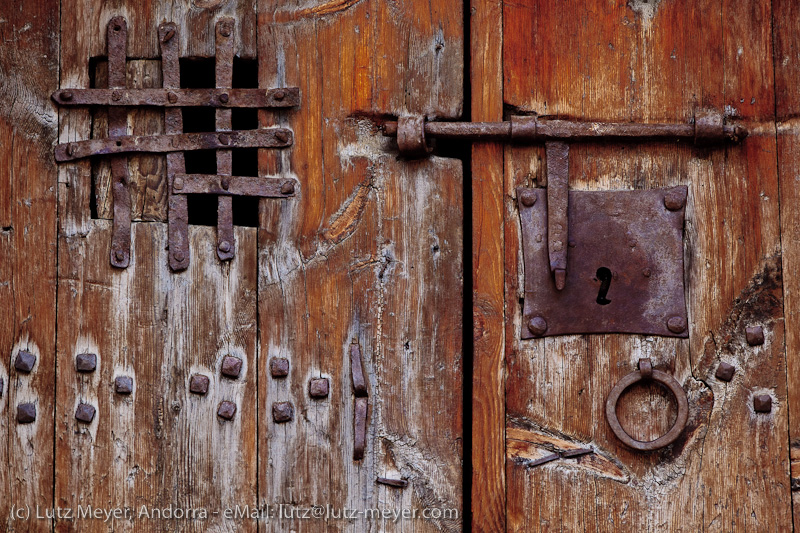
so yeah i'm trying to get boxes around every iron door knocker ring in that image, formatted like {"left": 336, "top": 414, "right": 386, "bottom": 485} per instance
{"left": 605, "top": 358, "right": 689, "bottom": 451}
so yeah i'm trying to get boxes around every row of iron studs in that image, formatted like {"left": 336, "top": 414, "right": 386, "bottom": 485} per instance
{"left": 9, "top": 351, "right": 330, "bottom": 424}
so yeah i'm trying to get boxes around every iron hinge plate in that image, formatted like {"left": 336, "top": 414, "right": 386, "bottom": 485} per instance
{"left": 518, "top": 186, "right": 689, "bottom": 339}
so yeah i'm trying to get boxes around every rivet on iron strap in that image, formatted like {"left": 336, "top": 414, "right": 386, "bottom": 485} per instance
{"left": 216, "top": 18, "right": 235, "bottom": 261}
{"left": 160, "top": 22, "right": 190, "bottom": 272}
{"left": 546, "top": 141, "right": 569, "bottom": 290}
{"left": 108, "top": 17, "right": 131, "bottom": 268}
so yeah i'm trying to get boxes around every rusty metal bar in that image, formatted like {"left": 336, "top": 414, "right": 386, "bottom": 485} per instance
{"left": 160, "top": 22, "right": 189, "bottom": 272}
{"left": 172, "top": 175, "right": 297, "bottom": 197}
{"left": 383, "top": 114, "right": 747, "bottom": 146}
{"left": 54, "top": 129, "right": 293, "bottom": 162}
{"left": 376, "top": 477, "right": 408, "bottom": 488}
{"left": 546, "top": 142, "right": 569, "bottom": 290}
{"left": 353, "top": 397, "right": 368, "bottom": 460}
{"left": 108, "top": 17, "right": 131, "bottom": 269}
{"left": 216, "top": 18, "right": 235, "bottom": 261}
{"left": 51, "top": 87, "right": 300, "bottom": 108}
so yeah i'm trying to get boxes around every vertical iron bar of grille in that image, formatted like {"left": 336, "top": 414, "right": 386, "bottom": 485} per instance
{"left": 160, "top": 22, "right": 190, "bottom": 271}
{"left": 215, "top": 18, "right": 235, "bottom": 261}
{"left": 107, "top": 17, "right": 131, "bottom": 268}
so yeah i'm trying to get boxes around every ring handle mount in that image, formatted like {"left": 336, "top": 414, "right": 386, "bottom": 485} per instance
{"left": 605, "top": 358, "right": 689, "bottom": 451}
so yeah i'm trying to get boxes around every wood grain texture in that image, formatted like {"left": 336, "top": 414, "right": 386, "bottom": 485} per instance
{"left": 55, "top": 223, "right": 258, "bottom": 532}
{"left": 55, "top": 2, "right": 259, "bottom": 531}
{"left": 257, "top": 0, "right": 463, "bottom": 530}
{"left": 503, "top": 1, "right": 790, "bottom": 530}
{"left": 93, "top": 60, "right": 167, "bottom": 222}
{"left": 0, "top": 0, "right": 59, "bottom": 530}
{"left": 470, "top": 0, "right": 506, "bottom": 531}
{"left": 773, "top": 0, "right": 800, "bottom": 526}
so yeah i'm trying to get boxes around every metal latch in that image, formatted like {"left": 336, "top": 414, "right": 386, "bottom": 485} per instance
{"left": 53, "top": 17, "right": 299, "bottom": 271}
{"left": 384, "top": 112, "right": 746, "bottom": 338}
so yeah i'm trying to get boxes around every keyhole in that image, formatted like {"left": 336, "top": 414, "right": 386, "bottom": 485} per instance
{"left": 596, "top": 267, "right": 612, "bottom": 305}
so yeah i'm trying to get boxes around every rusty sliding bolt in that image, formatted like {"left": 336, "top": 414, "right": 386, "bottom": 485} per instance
{"left": 350, "top": 339, "right": 368, "bottom": 397}
{"left": 384, "top": 113, "right": 747, "bottom": 147}
{"left": 387, "top": 112, "right": 744, "bottom": 291}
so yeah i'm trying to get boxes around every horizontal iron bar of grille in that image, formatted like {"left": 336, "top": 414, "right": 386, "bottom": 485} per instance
{"left": 55, "top": 129, "right": 293, "bottom": 161}
{"left": 52, "top": 87, "right": 300, "bottom": 108}
{"left": 171, "top": 174, "right": 298, "bottom": 197}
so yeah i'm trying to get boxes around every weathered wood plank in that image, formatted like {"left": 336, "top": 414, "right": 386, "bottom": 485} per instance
{"left": 257, "top": 1, "right": 463, "bottom": 530}
{"left": 55, "top": 223, "right": 258, "bottom": 532}
{"left": 55, "top": 2, "right": 259, "bottom": 531}
{"left": 93, "top": 60, "right": 167, "bottom": 222}
{"left": 503, "top": 0, "right": 790, "bottom": 530}
{"left": 469, "top": 0, "right": 506, "bottom": 531}
{"left": 773, "top": 0, "right": 800, "bottom": 525}
{"left": 0, "top": 0, "right": 59, "bottom": 530}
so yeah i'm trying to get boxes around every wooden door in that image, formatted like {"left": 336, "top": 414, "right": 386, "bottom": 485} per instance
{"left": 3, "top": 0, "right": 799, "bottom": 531}
{"left": 471, "top": 0, "right": 800, "bottom": 531}
{"left": 2, "top": 0, "right": 463, "bottom": 531}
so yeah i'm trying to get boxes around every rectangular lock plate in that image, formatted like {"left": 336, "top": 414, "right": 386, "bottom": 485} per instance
{"left": 518, "top": 186, "right": 689, "bottom": 338}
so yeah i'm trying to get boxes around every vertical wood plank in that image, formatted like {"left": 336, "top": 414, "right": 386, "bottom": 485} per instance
{"left": 773, "top": 0, "right": 800, "bottom": 525}
{"left": 55, "top": 2, "right": 259, "bottom": 531}
{"left": 0, "top": 0, "right": 59, "bottom": 530}
{"left": 503, "top": 0, "right": 791, "bottom": 530}
{"left": 257, "top": 1, "right": 464, "bottom": 531}
{"left": 470, "top": 0, "right": 506, "bottom": 531}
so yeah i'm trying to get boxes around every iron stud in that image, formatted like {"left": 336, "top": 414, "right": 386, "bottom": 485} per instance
{"left": 75, "top": 403, "right": 96, "bottom": 423}
{"left": 746, "top": 325, "right": 765, "bottom": 346}
{"left": 75, "top": 352, "right": 97, "bottom": 373}
{"left": 14, "top": 350, "right": 36, "bottom": 373}
{"left": 527, "top": 316, "right": 548, "bottom": 337}
{"left": 115, "top": 376, "right": 133, "bottom": 394}
{"left": 667, "top": 316, "right": 687, "bottom": 334}
{"left": 189, "top": 374, "right": 210, "bottom": 395}
{"left": 272, "top": 401, "right": 294, "bottom": 423}
{"left": 221, "top": 355, "right": 243, "bottom": 378}
{"left": 715, "top": 362, "right": 735, "bottom": 382}
{"left": 754, "top": 394, "right": 772, "bottom": 413}
{"left": 270, "top": 357, "right": 289, "bottom": 378}
{"left": 17, "top": 403, "right": 36, "bottom": 424}
{"left": 309, "top": 378, "right": 330, "bottom": 398}
{"left": 217, "top": 401, "right": 237, "bottom": 420}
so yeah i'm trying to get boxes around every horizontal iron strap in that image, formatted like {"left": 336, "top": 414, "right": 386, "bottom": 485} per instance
{"left": 55, "top": 129, "right": 293, "bottom": 162}
{"left": 383, "top": 117, "right": 746, "bottom": 143}
{"left": 172, "top": 174, "right": 297, "bottom": 197}
{"left": 52, "top": 87, "right": 300, "bottom": 108}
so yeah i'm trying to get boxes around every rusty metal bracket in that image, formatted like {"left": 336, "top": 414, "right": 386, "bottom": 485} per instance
{"left": 216, "top": 18, "right": 236, "bottom": 261}
{"left": 605, "top": 358, "right": 689, "bottom": 451}
{"left": 107, "top": 17, "right": 131, "bottom": 268}
{"left": 53, "top": 16, "right": 301, "bottom": 271}
{"left": 160, "top": 21, "right": 189, "bottom": 271}
{"left": 518, "top": 186, "right": 688, "bottom": 338}
{"left": 546, "top": 142, "right": 569, "bottom": 290}
{"left": 52, "top": 87, "right": 300, "bottom": 108}
{"left": 354, "top": 397, "right": 368, "bottom": 460}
